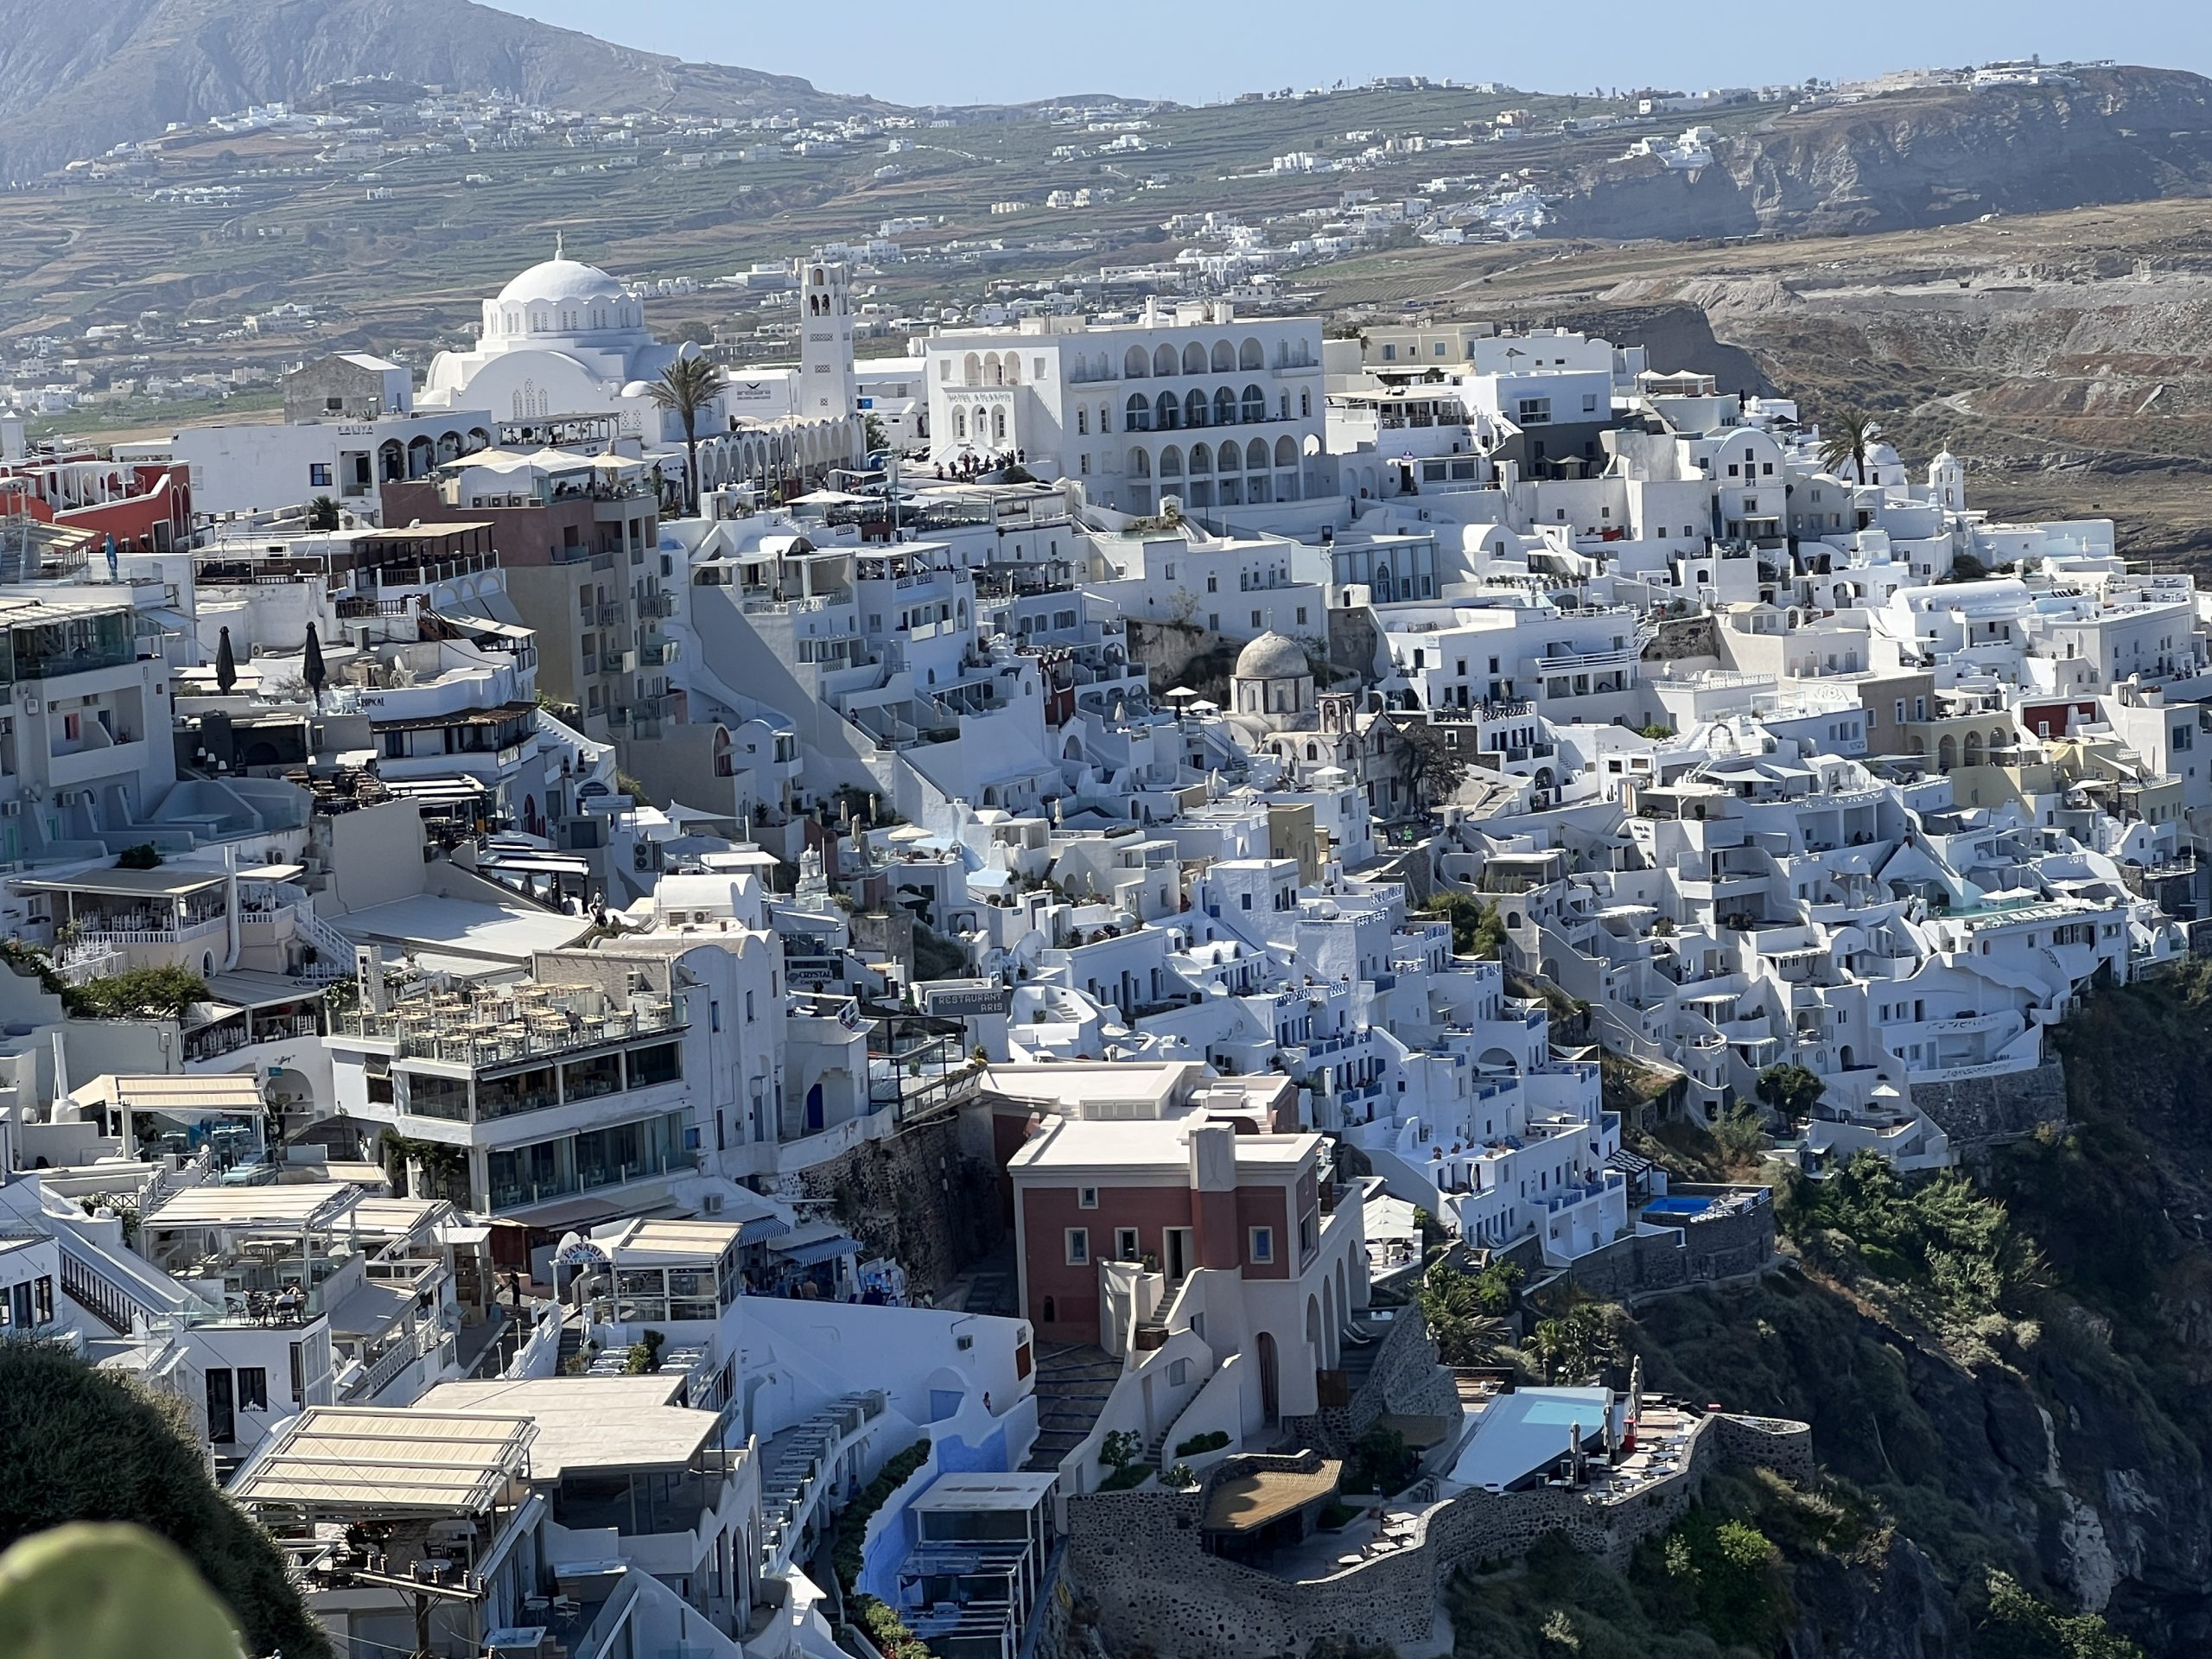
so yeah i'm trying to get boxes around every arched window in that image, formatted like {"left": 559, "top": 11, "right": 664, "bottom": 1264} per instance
{"left": 1246, "top": 438, "right": 1268, "bottom": 471}
{"left": 1300, "top": 389, "right": 1312, "bottom": 417}
{"left": 1099, "top": 404, "right": 1112, "bottom": 434}
{"left": 1240, "top": 337, "right": 1264, "bottom": 370}
{"left": 1188, "top": 442, "right": 1213, "bottom": 475}
{"left": 1153, "top": 343, "right": 1177, "bottom": 377}
{"left": 1125, "top": 394, "right": 1152, "bottom": 433}
{"left": 1242, "top": 385, "right": 1267, "bottom": 423}
{"left": 1128, "top": 448, "right": 1152, "bottom": 479}
{"left": 1004, "top": 355, "right": 1020, "bottom": 385}
{"left": 1182, "top": 341, "right": 1207, "bottom": 374}
{"left": 954, "top": 410, "right": 967, "bottom": 440}
{"left": 1077, "top": 408, "right": 1089, "bottom": 436}
{"left": 1185, "top": 389, "right": 1208, "bottom": 429}
{"left": 993, "top": 408, "right": 1007, "bottom": 442}
{"left": 1159, "top": 445, "right": 1184, "bottom": 478}
{"left": 1211, "top": 340, "right": 1235, "bottom": 372}
{"left": 1154, "top": 391, "right": 1179, "bottom": 431}
{"left": 1124, "top": 346, "right": 1149, "bottom": 378}
{"left": 963, "top": 353, "right": 982, "bottom": 386}
{"left": 1274, "top": 435, "right": 1299, "bottom": 466}
{"left": 1213, "top": 386, "right": 1237, "bottom": 426}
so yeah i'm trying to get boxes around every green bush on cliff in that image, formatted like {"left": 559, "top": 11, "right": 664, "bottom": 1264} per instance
{"left": 1783, "top": 1150, "right": 2044, "bottom": 1325}
{"left": 1979, "top": 1569, "right": 2144, "bottom": 1659}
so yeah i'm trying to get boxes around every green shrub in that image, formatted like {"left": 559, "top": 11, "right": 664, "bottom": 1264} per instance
{"left": 1173, "top": 1429, "right": 1230, "bottom": 1458}
{"left": 851, "top": 1592, "right": 934, "bottom": 1659}
{"left": 1097, "top": 1462, "right": 1154, "bottom": 1491}
{"left": 830, "top": 1439, "right": 931, "bottom": 1597}
{"left": 0, "top": 1344, "right": 331, "bottom": 1658}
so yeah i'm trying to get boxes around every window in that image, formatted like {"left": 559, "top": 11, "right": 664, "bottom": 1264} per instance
{"left": 1296, "top": 607, "right": 1308, "bottom": 625}
{"left": 1251, "top": 610, "right": 1262, "bottom": 629}
{"left": 1077, "top": 1185, "right": 1099, "bottom": 1209}
{"left": 1116, "top": 1227, "right": 1141, "bottom": 1260}
{"left": 1205, "top": 575, "right": 1217, "bottom": 592}
{"left": 237, "top": 1367, "right": 269, "bottom": 1412}
{"left": 1516, "top": 397, "right": 1551, "bottom": 425}
{"left": 1065, "top": 1228, "right": 1090, "bottom": 1265}
{"left": 1077, "top": 408, "right": 1088, "bottom": 435}
{"left": 1248, "top": 1226, "right": 1275, "bottom": 1264}
{"left": 308, "top": 462, "right": 333, "bottom": 487}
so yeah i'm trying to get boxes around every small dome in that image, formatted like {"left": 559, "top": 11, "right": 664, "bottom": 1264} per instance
{"left": 1234, "top": 631, "right": 1310, "bottom": 682}
{"left": 498, "top": 257, "right": 626, "bottom": 308}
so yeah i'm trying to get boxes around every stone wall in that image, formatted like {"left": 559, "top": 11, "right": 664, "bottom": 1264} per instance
{"left": 1910, "top": 1055, "right": 2069, "bottom": 1157}
{"left": 1560, "top": 1192, "right": 1777, "bottom": 1304}
{"left": 1642, "top": 613, "right": 1720, "bottom": 665}
{"left": 792, "top": 1113, "right": 1006, "bottom": 1293}
{"left": 1065, "top": 1407, "right": 1813, "bottom": 1659}
{"left": 1281, "top": 1306, "right": 1459, "bottom": 1455}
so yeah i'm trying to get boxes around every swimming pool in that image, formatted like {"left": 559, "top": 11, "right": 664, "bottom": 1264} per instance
{"left": 1642, "top": 1196, "right": 1714, "bottom": 1219}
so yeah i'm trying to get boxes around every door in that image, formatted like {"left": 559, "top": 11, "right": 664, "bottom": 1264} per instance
{"left": 1256, "top": 1331, "right": 1279, "bottom": 1425}
{"left": 206, "top": 1367, "right": 235, "bottom": 1446}
{"left": 805, "top": 1084, "right": 824, "bottom": 1134}
{"left": 1163, "top": 1227, "right": 1193, "bottom": 1283}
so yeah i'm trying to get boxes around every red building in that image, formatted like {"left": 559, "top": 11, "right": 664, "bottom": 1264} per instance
{"left": 999, "top": 1063, "right": 1367, "bottom": 1428}
{"left": 0, "top": 454, "right": 192, "bottom": 553}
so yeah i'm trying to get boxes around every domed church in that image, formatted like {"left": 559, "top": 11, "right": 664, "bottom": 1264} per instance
{"left": 422, "top": 243, "right": 696, "bottom": 434}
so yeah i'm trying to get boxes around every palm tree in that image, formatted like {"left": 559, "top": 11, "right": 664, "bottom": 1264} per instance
{"left": 647, "top": 355, "right": 724, "bottom": 516}
{"left": 1818, "top": 410, "right": 1879, "bottom": 484}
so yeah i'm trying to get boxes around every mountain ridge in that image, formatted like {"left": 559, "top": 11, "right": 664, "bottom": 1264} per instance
{"left": 0, "top": 0, "right": 880, "bottom": 181}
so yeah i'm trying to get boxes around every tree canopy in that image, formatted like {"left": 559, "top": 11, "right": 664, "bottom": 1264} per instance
{"left": 0, "top": 1344, "right": 329, "bottom": 1658}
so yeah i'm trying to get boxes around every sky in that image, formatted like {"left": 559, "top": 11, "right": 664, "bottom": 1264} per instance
{"left": 502, "top": 1, "right": 2212, "bottom": 107}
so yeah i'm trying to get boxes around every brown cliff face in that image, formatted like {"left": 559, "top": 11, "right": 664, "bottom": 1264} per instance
{"left": 1556, "top": 68, "right": 2212, "bottom": 241}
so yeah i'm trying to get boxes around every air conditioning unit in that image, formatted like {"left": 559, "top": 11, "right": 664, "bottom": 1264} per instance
{"left": 17, "top": 695, "right": 36, "bottom": 715}
{"left": 702, "top": 1192, "right": 725, "bottom": 1217}
{"left": 0, "top": 803, "right": 16, "bottom": 818}
{"left": 956, "top": 1334, "right": 974, "bottom": 1351}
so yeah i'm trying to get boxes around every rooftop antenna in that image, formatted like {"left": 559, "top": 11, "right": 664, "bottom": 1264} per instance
{"left": 555, "top": 231, "right": 565, "bottom": 259}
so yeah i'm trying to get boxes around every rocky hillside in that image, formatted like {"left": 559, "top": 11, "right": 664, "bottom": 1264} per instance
{"left": 0, "top": 0, "right": 870, "bottom": 181}
{"left": 1556, "top": 67, "right": 2212, "bottom": 240}
{"left": 1556, "top": 962, "right": 2212, "bottom": 1657}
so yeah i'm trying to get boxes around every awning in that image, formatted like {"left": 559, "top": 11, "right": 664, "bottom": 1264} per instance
{"left": 770, "top": 1230, "right": 861, "bottom": 1268}
{"left": 382, "top": 777, "right": 493, "bottom": 804}
{"left": 737, "top": 1214, "right": 791, "bottom": 1246}
{"left": 429, "top": 611, "right": 534, "bottom": 640}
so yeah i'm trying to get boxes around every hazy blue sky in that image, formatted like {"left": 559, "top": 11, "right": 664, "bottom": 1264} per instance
{"left": 502, "top": 2, "right": 2212, "bottom": 107}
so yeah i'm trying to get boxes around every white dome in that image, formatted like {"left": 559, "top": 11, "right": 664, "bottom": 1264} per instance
{"left": 498, "top": 257, "right": 626, "bottom": 308}
{"left": 1234, "top": 631, "right": 1310, "bottom": 682}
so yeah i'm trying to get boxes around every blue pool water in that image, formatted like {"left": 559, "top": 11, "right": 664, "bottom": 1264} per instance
{"left": 1643, "top": 1196, "right": 1715, "bottom": 1218}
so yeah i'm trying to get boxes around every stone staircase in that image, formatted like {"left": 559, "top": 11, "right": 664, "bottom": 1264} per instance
{"left": 1021, "top": 1343, "right": 1121, "bottom": 1473}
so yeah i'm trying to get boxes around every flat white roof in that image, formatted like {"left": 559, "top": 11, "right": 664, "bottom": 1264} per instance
{"left": 911, "top": 1471, "right": 1059, "bottom": 1511}
{"left": 416, "top": 1376, "right": 710, "bottom": 1478}
{"left": 599, "top": 1215, "right": 753, "bottom": 1262}
{"left": 232, "top": 1407, "right": 536, "bottom": 1514}
{"left": 1009, "top": 1113, "right": 1318, "bottom": 1174}
{"left": 334, "top": 894, "right": 594, "bottom": 963}
{"left": 143, "top": 1182, "right": 362, "bottom": 1230}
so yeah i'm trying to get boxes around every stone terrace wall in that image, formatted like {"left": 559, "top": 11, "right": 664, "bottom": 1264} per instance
{"left": 1912, "top": 1055, "right": 2068, "bottom": 1158}
{"left": 1282, "top": 1306, "right": 1459, "bottom": 1456}
{"left": 1067, "top": 1408, "right": 1814, "bottom": 1659}
{"left": 1562, "top": 1191, "right": 1777, "bottom": 1304}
